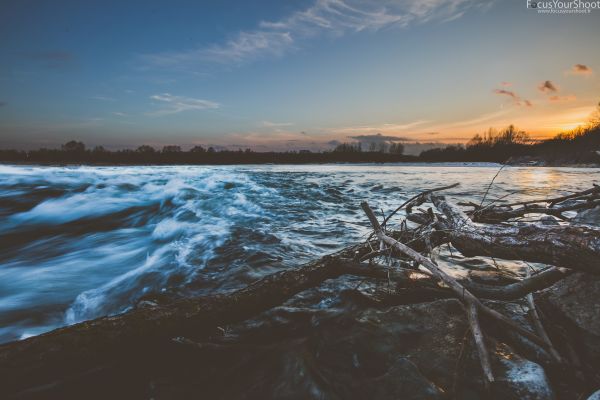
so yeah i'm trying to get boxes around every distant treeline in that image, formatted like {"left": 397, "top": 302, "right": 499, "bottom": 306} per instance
{"left": 419, "top": 102, "right": 600, "bottom": 164}
{"left": 420, "top": 123, "right": 600, "bottom": 164}
{"left": 1, "top": 104, "right": 599, "bottom": 165}
{"left": 0, "top": 141, "right": 415, "bottom": 165}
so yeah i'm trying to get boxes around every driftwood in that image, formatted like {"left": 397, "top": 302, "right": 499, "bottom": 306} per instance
{"left": 525, "top": 267, "right": 563, "bottom": 364}
{"left": 430, "top": 194, "right": 600, "bottom": 274}
{"left": 464, "top": 184, "right": 600, "bottom": 223}
{"left": 361, "top": 201, "right": 570, "bottom": 385}
{"left": 362, "top": 201, "right": 499, "bottom": 383}
{"left": 0, "top": 183, "right": 598, "bottom": 397}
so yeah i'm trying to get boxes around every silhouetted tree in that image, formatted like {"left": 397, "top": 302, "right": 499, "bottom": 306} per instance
{"left": 334, "top": 143, "right": 361, "bottom": 153}
{"left": 589, "top": 101, "right": 600, "bottom": 128}
{"left": 136, "top": 145, "right": 155, "bottom": 153}
{"left": 495, "top": 125, "right": 530, "bottom": 145}
{"left": 190, "top": 145, "right": 206, "bottom": 153}
{"left": 61, "top": 141, "right": 85, "bottom": 152}
{"left": 389, "top": 142, "right": 404, "bottom": 155}
{"left": 162, "top": 145, "right": 181, "bottom": 153}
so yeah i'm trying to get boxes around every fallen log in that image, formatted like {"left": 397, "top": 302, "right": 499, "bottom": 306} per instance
{"left": 495, "top": 184, "right": 600, "bottom": 208}
{"left": 431, "top": 195, "right": 600, "bottom": 274}
{"left": 472, "top": 198, "right": 600, "bottom": 223}
{"left": 465, "top": 185, "right": 600, "bottom": 223}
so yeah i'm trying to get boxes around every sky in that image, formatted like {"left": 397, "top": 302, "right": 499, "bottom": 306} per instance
{"left": 1, "top": 0, "right": 599, "bottom": 152}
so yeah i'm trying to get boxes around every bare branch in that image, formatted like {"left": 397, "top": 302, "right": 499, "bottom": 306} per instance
{"left": 361, "top": 201, "right": 553, "bottom": 385}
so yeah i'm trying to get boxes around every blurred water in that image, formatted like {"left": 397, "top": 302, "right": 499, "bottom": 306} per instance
{"left": 0, "top": 163, "right": 598, "bottom": 343}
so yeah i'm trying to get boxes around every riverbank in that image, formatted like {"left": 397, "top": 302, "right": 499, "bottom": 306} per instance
{"left": 1, "top": 160, "right": 598, "bottom": 168}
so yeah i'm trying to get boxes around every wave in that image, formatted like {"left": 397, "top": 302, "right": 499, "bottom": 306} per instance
{"left": 0, "top": 166, "right": 275, "bottom": 340}
{"left": 0, "top": 164, "right": 598, "bottom": 343}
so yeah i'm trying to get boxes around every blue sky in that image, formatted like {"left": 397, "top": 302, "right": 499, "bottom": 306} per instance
{"left": 1, "top": 0, "right": 599, "bottom": 151}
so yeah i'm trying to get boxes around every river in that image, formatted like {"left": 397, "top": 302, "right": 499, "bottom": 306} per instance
{"left": 0, "top": 163, "right": 598, "bottom": 343}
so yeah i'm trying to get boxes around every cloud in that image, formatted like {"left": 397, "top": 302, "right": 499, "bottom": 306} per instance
{"left": 0, "top": 101, "right": 6, "bottom": 107}
{"left": 348, "top": 133, "right": 410, "bottom": 143}
{"left": 441, "top": 109, "right": 510, "bottom": 129}
{"left": 568, "top": 64, "right": 593, "bottom": 76}
{"left": 262, "top": 120, "right": 293, "bottom": 127}
{"left": 203, "top": 31, "right": 294, "bottom": 64}
{"left": 141, "top": 0, "right": 483, "bottom": 68}
{"left": 112, "top": 112, "right": 127, "bottom": 117}
{"left": 90, "top": 96, "right": 116, "bottom": 101}
{"left": 536, "top": 80, "right": 577, "bottom": 103}
{"left": 493, "top": 89, "right": 518, "bottom": 99}
{"left": 493, "top": 88, "right": 532, "bottom": 107}
{"left": 147, "top": 93, "right": 220, "bottom": 116}
{"left": 331, "top": 120, "right": 429, "bottom": 135}
{"left": 549, "top": 95, "right": 577, "bottom": 103}
{"left": 538, "top": 80, "right": 558, "bottom": 93}
{"left": 500, "top": 81, "right": 513, "bottom": 87}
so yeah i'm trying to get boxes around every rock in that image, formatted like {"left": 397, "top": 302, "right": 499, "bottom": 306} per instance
{"left": 588, "top": 389, "right": 600, "bottom": 400}
{"left": 537, "top": 273, "right": 600, "bottom": 364}
{"left": 573, "top": 206, "right": 600, "bottom": 227}
{"left": 135, "top": 300, "right": 159, "bottom": 309}
{"left": 345, "top": 357, "right": 445, "bottom": 400}
{"left": 494, "top": 354, "right": 555, "bottom": 400}
{"left": 539, "top": 216, "right": 560, "bottom": 226}
{"left": 124, "top": 298, "right": 553, "bottom": 400}
{"left": 211, "top": 298, "right": 553, "bottom": 400}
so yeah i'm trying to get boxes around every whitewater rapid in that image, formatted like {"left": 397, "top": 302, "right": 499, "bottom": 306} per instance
{"left": 0, "top": 163, "right": 597, "bottom": 343}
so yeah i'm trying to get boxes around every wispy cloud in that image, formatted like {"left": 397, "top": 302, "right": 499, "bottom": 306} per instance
{"left": 567, "top": 63, "right": 593, "bottom": 76}
{"left": 331, "top": 120, "right": 429, "bottom": 135}
{"left": 112, "top": 112, "right": 127, "bottom": 117}
{"left": 537, "top": 80, "right": 577, "bottom": 103}
{"left": 0, "top": 101, "right": 6, "bottom": 107}
{"left": 549, "top": 95, "right": 576, "bottom": 103}
{"left": 147, "top": 93, "right": 220, "bottom": 116}
{"left": 141, "top": 0, "right": 483, "bottom": 69}
{"left": 493, "top": 89, "right": 518, "bottom": 99}
{"left": 441, "top": 109, "right": 511, "bottom": 129}
{"left": 262, "top": 120, "right": 293, "bottom": 127}
{"left": 348, "top": 133, "right": 410, "bottom": 143}
{"left": 538, "top": 80, "right": 558, "bottom": 93}
{"left": 493, "top": 88, "right": 532, "bottom": 107}
{"left": 90, "top": 96, "right": 116, "bottom": 101}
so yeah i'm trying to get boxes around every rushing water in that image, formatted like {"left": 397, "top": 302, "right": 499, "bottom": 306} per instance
{"left": 0, "top": 163, "right": 598, "bottom": 344}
